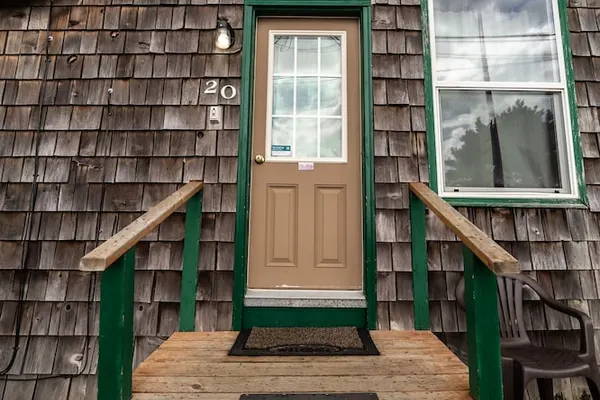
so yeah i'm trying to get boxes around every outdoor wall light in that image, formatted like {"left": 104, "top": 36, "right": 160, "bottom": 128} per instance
{"left": 215, "top": 18, "right": 235, "bottom": 50}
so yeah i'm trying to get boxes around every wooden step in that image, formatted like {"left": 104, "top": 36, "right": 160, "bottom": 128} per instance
{"left": 132, "top": 330, "right": 471, "bottom": 400}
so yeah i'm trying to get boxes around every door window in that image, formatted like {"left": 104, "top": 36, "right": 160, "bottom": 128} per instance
{"left": 266, "top": 32, "right": 347, "bottom": 162}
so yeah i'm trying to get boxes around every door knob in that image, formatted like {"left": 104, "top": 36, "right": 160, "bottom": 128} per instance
{"left": 255, "top": 155, "right": 265, "bottom": 164}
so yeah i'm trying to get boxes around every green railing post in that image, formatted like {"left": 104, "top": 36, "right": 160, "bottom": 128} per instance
{"left": 463, "top": 246, "right": 503, "bottom": 400}
{"left": 97, "top": 247, "right": 135, "bottom": 400}
{"left": 409, "top": 191, "right": 430, "bottom": 330}
{"left": 179, "top": 189, "right": 203, "bottom": 332}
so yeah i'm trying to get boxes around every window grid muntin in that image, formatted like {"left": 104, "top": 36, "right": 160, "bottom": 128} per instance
{"left": 427, "top": 0, "right": 579, "bottom": 199}
{"left": 266, "top": 30, "right": 347, "bottom": 163}
{"left": 317, "top": 37, "right": 321, "bottom": 158}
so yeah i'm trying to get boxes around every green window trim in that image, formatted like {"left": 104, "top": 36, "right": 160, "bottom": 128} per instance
{"left": 232, "top": 0, "right": 376, "bottom": 330}
{"left": 421, "top": 0, "right": 588, "bottom": 209}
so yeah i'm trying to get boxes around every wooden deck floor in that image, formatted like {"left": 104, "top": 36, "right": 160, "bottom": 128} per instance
{"left": 132, "top": 330, "right": 471, "bottom": 400}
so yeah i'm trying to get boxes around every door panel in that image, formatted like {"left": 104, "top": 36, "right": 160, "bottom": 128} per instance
{"left": 315, "top": 186, "right": 347, "bottom": 269}
{"left": 248, "top": 18, "right": 362, "bottom": 290}
{"left": 265, "top": 185, "right": 298, "bottom": 268}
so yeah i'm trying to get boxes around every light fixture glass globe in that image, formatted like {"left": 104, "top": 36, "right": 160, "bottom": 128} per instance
{"left": 215, "top": 31, "right": 232, "bottom": 50}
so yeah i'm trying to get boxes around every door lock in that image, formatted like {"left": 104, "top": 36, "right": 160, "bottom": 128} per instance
{"left": 255, "top": 155, "right": 265, "bottom": 164}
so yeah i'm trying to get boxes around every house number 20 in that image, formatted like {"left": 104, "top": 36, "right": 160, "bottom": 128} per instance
{"left": 204, "top": 80, "right": 237, "bottom": 100}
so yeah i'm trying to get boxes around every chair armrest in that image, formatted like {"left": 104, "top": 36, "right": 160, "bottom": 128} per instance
{"left": 547, "top": 302, "right": 594, "bottom": 358}
{"left": 519, "top": 275, "right": 595, "bottom": 357}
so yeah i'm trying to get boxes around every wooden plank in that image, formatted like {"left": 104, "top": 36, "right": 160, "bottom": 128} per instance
{"left": 144, "top": 348, "right": 460, "bottom": 363}
{"left": 132, "top": 375, "right": 469, "bottom": 393}
{"left": 170, "top": 330, "right": 439, "bottom": 341}
{"left": 157, "top": 338, "right": 444, "bottom": 351}
{"left": 134, "top": 360, "right": 467, "bottom": 377}
{"left": 408, "top": 182, "right": 519, "bottom": 275}
{"left": 80, "top": 181, "right": 204, "bottom": 271}
{"left": 150, "top": 335, "right": 453, "bottom": 350}
{"left": 147, "top": 330, "right": 453, "bottom": 347}
{"left": 133, "top": 392, "right": 471, "bottom": 400}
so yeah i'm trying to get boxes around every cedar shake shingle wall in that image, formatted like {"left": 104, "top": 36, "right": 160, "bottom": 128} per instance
{"left": 0, "top": 2, "right": 241, "bottom": 397}
{"left": 0, "top": 0, "right": 597, "bottom": 398}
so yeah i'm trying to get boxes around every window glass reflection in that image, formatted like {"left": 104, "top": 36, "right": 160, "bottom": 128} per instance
{"left": 295, "top": 118, "right": 319, "bottom": 157}
{"left": 272, "top": 77, "right": 294, "bottom": 115}
{"left": 321, "top": 37, "right": 342, "bottom": 75}
{"left": 297, "top": 36, "right": 319, "bottom": 75}
{"left": 270, "top": 34, "right": 344, "bottom": 159}
{"left": 439, "top": 90, "right": 565, "bottom": 190}
{"left": 273, "top": 36, "right": 295, "bottom": 75}
{"left": 433, "top": 0, "right": 560, "bottom": 82}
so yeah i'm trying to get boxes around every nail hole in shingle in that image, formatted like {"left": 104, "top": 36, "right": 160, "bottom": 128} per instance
{"left": 138, "top": 305, "right": 144, "bottom": 311}
{"left": 197, "top": 131, "right": 204, "bottom": 139}
{"left": 65, "top": 304, "right": 72, "bottom": 311}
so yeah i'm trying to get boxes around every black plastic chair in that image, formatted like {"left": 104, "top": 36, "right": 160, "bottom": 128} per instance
{"left": 456, "top": 274, "right": 600, "bottom": 400}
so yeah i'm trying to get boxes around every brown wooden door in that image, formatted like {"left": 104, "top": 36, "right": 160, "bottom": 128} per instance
{"left": 247, "top": 18, "right": 362, "bottom": 290}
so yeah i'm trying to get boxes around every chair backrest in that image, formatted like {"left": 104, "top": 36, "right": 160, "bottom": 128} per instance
{"left": 456, "top": 275, "right": 530, "bottom": 346}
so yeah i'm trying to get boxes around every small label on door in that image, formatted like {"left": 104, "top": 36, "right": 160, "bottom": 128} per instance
{"left": 271, "top": 145, "right": 291, "bottom": 157}
{"left": 298, "top": 162, "right": 314, "bottom": 171}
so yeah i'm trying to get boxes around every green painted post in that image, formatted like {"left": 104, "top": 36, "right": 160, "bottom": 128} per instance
{"left": 360, "top": 5, "right": 377, "bottom": 331}
{"left": 463, "top": 246, "right": 503, "bottom": 400}
{"left": 97, "top": 248, "right": 136, "bottom": 400}
{"left": 420, "top": 0, "right": 439, "bottom": 193}
{"left": 232, "top": 4, "right": 256, "bottom": 331}
{"left": 409, "top": 191, "right": 429, "bottom": 330}
{"left": 179, "top": 189, "right": 203, "bottom": 332}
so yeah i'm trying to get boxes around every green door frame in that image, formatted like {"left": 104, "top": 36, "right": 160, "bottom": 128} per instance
{"left": 232, "top": 0, "right": 376, "bottom": 330}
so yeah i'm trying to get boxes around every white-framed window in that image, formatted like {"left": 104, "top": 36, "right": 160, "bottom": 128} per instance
{"left": 427, "top": 0, "right": 583, "bottom": 201}
{"left": 265, "top": 30, "right": 348, "bottom": 163}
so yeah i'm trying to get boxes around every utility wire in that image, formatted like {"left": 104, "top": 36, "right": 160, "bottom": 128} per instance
{"left": 0, "top": 1, "right": 54, "bottom": 377}
{"left": 3, "top": 87, "right": 115, "bottom": 384}
{"left": 436, "top": 33, "right": 556, "bottom": 39}
{"left": 1, "top": 1, "right": 111, "bottom": 383}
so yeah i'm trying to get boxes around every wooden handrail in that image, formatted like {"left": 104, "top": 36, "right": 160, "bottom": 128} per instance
{"left": 408, "top": 182, "right": 519, "bottom": 275}
{"left": 80, "top": 181, "right": 204, "bottom": 272}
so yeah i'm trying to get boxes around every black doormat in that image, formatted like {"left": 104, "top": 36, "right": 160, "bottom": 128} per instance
{"left": 228, "top": 327, "right": 379, "bottom": 356}
{"left": 240, "top": 394, "right": 379, "bottom": 399}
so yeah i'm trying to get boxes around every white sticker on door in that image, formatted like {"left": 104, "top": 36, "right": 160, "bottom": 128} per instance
{"left": 298, "top": 162, "right": 314, "bottom": 171}
{"left": 271, "top": 145, "right": 292, "bottom": 157}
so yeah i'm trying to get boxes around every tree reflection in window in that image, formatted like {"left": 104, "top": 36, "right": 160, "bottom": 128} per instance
{"left": 442, "top": 92, "right": 562, "bottom": 190}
